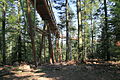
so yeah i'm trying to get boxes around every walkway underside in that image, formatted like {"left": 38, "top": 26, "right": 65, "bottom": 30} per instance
{"left": 30, "top": 0, "right": 59, "bottom": 37}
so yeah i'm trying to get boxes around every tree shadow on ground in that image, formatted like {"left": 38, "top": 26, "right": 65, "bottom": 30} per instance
{"left": 0, "top": 61, "right": 120, "bottom": 80}
{"left": 35, "top": 61, "right": 120, "bottom": 80}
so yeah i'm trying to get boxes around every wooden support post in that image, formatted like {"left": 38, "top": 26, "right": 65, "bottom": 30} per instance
{"left": 56, "top": 37, "right": 61, "bottom": 62}
{"left": 47, "top": 26, "right": 54, "bottom": 64}
{"left": 54, "top": 38, "right": 58, "bottom": 62}
{"left": 43, "top": 37, "right": 46, "bottom": 63}
{"left": 39, "top": 23, "right": 46, "bottom": 65}
{"left": 60, "top": 32, "right": 63, "bottom": 61}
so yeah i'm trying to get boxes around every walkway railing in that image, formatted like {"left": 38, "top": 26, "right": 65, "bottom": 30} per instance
{"left": 46, "top": 0, "right": 57, "bottom": 26}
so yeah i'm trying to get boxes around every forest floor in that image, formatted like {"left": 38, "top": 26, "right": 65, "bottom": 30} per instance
{"left": 0, "top": 60, "right": 120, "bottom": 80}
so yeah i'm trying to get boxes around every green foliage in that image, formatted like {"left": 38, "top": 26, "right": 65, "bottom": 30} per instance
{"left": 89, "top": 0, "right": 120, "bottom": 60}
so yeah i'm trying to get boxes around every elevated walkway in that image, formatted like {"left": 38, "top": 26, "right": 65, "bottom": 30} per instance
{"left": 30, "top": 0, "right": 59, "bottom": 37}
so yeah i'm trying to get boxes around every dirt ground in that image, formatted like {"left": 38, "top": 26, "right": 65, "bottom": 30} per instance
{"left": 0, "top": 60, "right": 120, "bottom": 80}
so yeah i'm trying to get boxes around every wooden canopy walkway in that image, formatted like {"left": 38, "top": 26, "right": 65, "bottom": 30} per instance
{"left": 27, "top": 0, "right": 60, "bottom": 65}
{"left": 30, "top": 0, "right": 59, "bottom": 37}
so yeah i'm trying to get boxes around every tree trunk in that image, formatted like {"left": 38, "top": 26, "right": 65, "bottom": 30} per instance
{"left": 2, "top": 3, "right": 6, "bottom": 65}
{"left": 26, "top": 0, "right": 37, "bottom": 67}
{"left": 18, "top": 0, "right": 22, "bottom": 63}
{"left": 18, "top": 35, "right": 22, "bottom": 63}
{"left": 0, "top": 36, "right": 2, "bottom": 54}
{"left": 90, "top": 1, "right": 94, "bottom": 57}
{"left": 66, "top": 0, "right": 70, "bottom": 61}
{"left": 103, "top": 0, "right": 110, "bottom": 60}
{"left": 77, "top": 0, "right": 83, "bottom": 61}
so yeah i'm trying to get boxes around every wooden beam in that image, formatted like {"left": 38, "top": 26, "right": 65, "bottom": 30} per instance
{"left": 35, "top": 27, "right": 48, "bottom": 35}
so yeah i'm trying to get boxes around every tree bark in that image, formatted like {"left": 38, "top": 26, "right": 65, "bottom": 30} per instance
{"left": 77, "top": 0, "right": 83, "bottom": 61}
{"left": 18, "top": 0, "right": 22, "bottom": 63}
{"left": 66, "top": 0, "right": 70, "bottom": 61}
{"left": 103, "top": 0, "right": 110, "bottom": 60}
{"left": 18, "top": 35, "right": 22, "bottom": 63}
{"left": 90, "top": 1, "right": 94, "bottom": 58}
{"left": 2, "top": 3, "right": 6, "bottom": 65}
{"left": 27, "top": 0, "right": 37, "bottom": 67}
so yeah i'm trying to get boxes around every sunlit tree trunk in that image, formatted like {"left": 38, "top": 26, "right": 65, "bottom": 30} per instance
{"left": 60, "top": 31, "right": 64, "bottom": 61}
{"left": 69, "top": 37, "right": 72, "bottom": 60}
{"left": 77, "top": 0, "right": 83, "bottom": 61}
{"left": 82, "top": 0, "right": 87, "bottom": 62}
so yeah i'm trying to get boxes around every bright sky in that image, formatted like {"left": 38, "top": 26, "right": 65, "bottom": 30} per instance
{"left": 52, "top": 0, "right": 77, "bottom": 27}
{"left": 51, "top": 0, "right": 78, "bottom": 38}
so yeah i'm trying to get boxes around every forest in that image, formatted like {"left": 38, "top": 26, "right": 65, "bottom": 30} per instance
{"left": 0, "top": 0, "right": 120, "bottom": 80}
